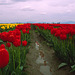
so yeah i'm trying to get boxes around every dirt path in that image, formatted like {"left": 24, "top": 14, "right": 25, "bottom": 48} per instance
{"left": 26, "top": 29, "right": 75, "bottom": 75}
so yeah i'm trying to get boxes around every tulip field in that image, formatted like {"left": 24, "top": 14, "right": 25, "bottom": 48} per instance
{"left": 0, "top": 24, "right": 31, "bottom": 75}
{"left": 33, "top": 23, "right": 75, "bottom": 64}
{"left": 0, "top": 23, "right": 75, "bottom": 75}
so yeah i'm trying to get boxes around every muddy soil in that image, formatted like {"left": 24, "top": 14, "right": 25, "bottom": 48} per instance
{"left": 26, "top": 29, "right": 75, "bottom": 75}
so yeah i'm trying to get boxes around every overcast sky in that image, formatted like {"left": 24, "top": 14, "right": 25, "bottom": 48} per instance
{"left": 0, "top": 0, "right": 75, "bottom": 23}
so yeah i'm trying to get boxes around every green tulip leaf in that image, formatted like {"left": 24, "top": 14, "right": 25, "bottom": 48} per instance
{"left": 20, "top": 66, "right": 23, "bottom": 71}
{"left": 11, "top": 71, "right": 16, "bottom": 75}
{"left": 70, "top": 64, "right": 75, "bottom": 72}
{"left": 0, "top": 39, "right": 3, "bottom": 43}
{"left": 58, "top": 63, "right": 67, "bottom": 69}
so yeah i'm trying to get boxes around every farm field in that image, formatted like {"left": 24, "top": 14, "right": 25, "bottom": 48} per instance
{"left": 0, "top": 23, "right": 75, "bottom": 75}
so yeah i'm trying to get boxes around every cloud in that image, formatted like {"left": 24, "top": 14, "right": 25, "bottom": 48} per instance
{"left": 12, "top": 0, "right": 41, "bottom": 2}
{"left": 48, "top": 0, "right": 75, "bottom": 7}
{"left": 0, "top": 3, "right": 12, "bottom": 5}
{"left": 0, "top": 0, "right": 75, "bottom": 23}
{"left": 21, "top": 6, "right": 34, "bottom": 11}
{"left": 0, "top": 0, "right": 13, "bottom": 5}
{"left": 40, "top": 12, "right": 47, "bottom": 15}
{"left": 0, "top": 12, "right": 2, "bottom": 15}
{"left": 12, "top": 0, "right": 26, "bottom": 2}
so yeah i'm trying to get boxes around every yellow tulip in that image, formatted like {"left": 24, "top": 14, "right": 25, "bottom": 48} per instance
{"left": 7, "top": 26, "right": 9, "bottom": 29}
{"left": 1, "top": 26, "right": 5, "bottom": 30}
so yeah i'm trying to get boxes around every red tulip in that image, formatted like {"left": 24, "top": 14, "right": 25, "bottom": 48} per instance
{"left": 28, "top": 27, "right": 31, "bottom": 30}
{"left": 26, "top": 30, "right": 29, "bottom": 34}
{"left": 70, "top": 29, "right": 75, "bottom": 36}
{"left": 48, "top": 26, "right": 53, "bottom": 30}
{"left": 8, "top": 34, "right": 15, "bottom": 42}
{"left": 0, "top": 33, "right": 1, "bottom": 38}
{"left": 0, "top": 47, "right": 9, "bottom": 68}
{"left": 14, "top": 29, "right": 21, "bottom": 35}
{"left": 13, "top": 39, "right": 21, "bottom": 47}
{"left": 44, "top": 26, "right": 47, "bottom": 30}
{"left": 22, "top": 29, "right": 26, "bottom": 34}
{"left": 61, "top": 29, "right": 67, "bottom": 35}
{"left": 16, "top": 35, "right": 21, "bottom": 40}
{"left": 51, "top": 28, "right": 58, "bottom": 34}
{"left": 55, "top": 30, "right": 61, "bottom": 37}
{"left": 1, "top": 32, "right": 8, "bottom": 41}
{"left": 22, "top": 40, "right": 27, "bottom": 46}
{"left": 60, "top": 34, "right": 67, "bottom": 40}
{"left": 0, "top": 44, "right": 5, "bottom": 49}
{"left": 6, "top": 43, "right": 11, "bottom": 47}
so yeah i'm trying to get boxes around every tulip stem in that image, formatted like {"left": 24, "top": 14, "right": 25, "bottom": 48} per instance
{"left": 23, "top": 46, "right": 25, "bottom": 63}
{"left": 13, "top": 50, "right": 15, "bottom": 70}
{"left": 23, "top": 34, "right": 25, "bottom": 40}
{"left": 8, "top": 47, "right": 10, "bottom": 64}
{"left": 0, "top": 68, "right": 3, "bottom": 75}
{"left": 0, "top": 69, "right": 2, "bottom": 75}
{"left": 24, "top": 46, "right": 26, "bottom": 65}
{"left": 25, "top": 33, "right": 26, "bottom": 40}
{"left": 12, "top": 45, "right": 15, "bottom": 70}
{"left": 19, "top": 47, "right": 21, "bottom": 69}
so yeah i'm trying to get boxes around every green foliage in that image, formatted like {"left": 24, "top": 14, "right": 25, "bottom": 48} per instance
{"left": 0, "top": 27, "right": 31, "bottom": 75}
{"left": 0, "top": 39, "right": 3, "bottom": 43}
{"left": 35, "top": 30, "right": 38, "bottom": 33}
{"left": 37, "top": 28, "right": 54, "bottom": 47}
{"left": 35, "top": 25, "right": 75, "bottom": 72}
{"left": 70, "top": 64, "right": 75, "bottom": 72}
{"left": 58, "top": 63, "right": 67, "bottom": 69}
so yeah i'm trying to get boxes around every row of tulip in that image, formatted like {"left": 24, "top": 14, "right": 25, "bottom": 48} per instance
{"left": 0, "top": 24, "right": 21, "bottom": 32}
{"left": 0, "top": 23, "right": 31, "bottom": 75}
{"left": 32, "top": 23, "right": 75, "bottom": 65}
{"left": 0, "top": 23, "right": 18, "bottom": 26}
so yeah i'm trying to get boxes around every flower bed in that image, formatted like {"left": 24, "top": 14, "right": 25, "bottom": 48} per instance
{"left": 0, "top": 23, "right": 31, "bottom": 75}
